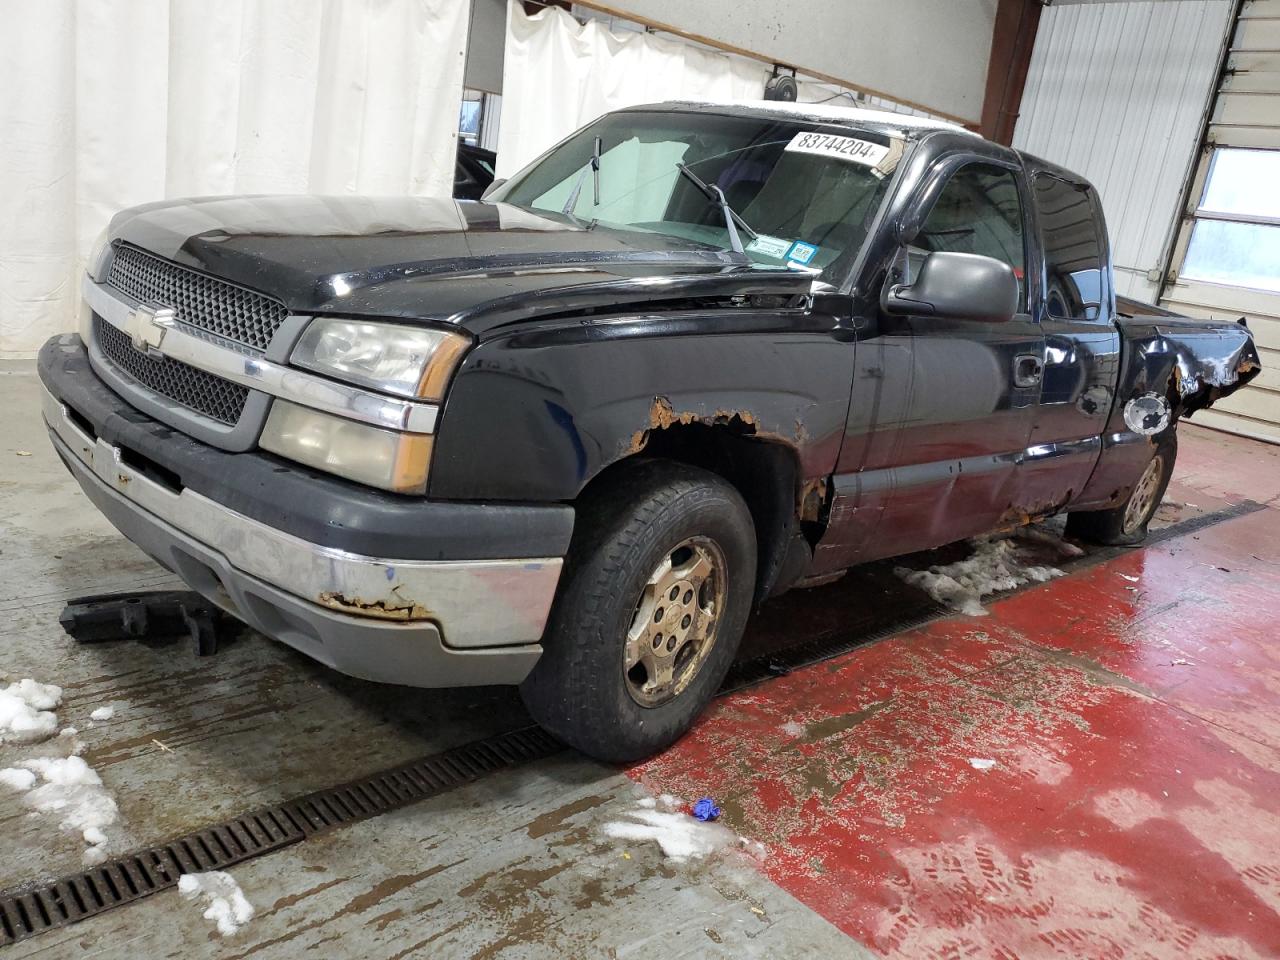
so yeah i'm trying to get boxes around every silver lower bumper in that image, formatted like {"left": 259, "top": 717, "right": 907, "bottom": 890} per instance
{"left": 42, "top": 385, "right": 560, "bottom": 688}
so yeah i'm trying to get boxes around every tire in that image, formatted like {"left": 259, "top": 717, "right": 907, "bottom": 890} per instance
{"left": 520, "top": 460, "right": 756, "bottom": 763}
{"left": 1066, "top": 431, "right": 1177, "bottom": 546}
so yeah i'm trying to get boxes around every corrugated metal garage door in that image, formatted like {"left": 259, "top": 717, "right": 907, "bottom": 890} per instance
{"left": 1163, "top": 0, "right": 1280, "bottom": 442}
{"left": 1013, "top": 1, "right": 1234, "bottom": 305}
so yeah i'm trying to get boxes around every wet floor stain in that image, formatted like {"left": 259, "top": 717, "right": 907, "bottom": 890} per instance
{"left": 629, "top": 511, "right": 1280, "bottom": 958}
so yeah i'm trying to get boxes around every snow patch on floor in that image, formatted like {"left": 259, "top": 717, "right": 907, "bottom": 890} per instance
{"left": 780, "top": 720, "right": 807, "bottom": 738}
{"left": 179, "top": 871, "right": 254, "bottom": 936}
{"left": 894, "top": 527, "right": 1082, "bottom": 616}
{"left": 89, "top": 706, "right": 114, "bottom": 721}
{"left": 0, "top": 755, "right": 119, "bottom": 863}
{"left": 969, "top": 758, "right": 997, "bottom": 771}
{"left": 0, "top": 679, "right": 63, "bottom": 744}
{"left": 601, "top": 795, "right": 739, "bottom": 864}
{"left": 0, "top": 768, "right": 36, "bottom": 791}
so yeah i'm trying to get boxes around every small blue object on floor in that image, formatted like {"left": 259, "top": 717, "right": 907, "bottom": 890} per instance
{"left": 692, "top": 797, "right": 721, "bottom": 822}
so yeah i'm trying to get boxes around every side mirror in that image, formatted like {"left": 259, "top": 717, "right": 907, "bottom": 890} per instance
{"left": 480, "top": 178, "right": 507, "bottom": 200}
{"left": 882, "top": 250, "right": 1019, "bottom": 323}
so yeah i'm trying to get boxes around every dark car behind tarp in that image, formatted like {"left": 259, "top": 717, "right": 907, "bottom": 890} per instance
{"left": 454, "top": 143, "right": 496, "bottom": 200}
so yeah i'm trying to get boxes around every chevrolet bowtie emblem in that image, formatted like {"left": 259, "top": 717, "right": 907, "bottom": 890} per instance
{"left": 126, "top": 303, "right": 176, "bottom": 354}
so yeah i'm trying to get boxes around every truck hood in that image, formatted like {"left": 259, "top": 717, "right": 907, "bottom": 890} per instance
{"left": 107, "top": 195, "right": 813, "bottom": 334}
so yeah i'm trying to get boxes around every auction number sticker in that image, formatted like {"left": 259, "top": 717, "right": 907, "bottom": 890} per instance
{"left": 785, "top": 132, "right": 890, "bottom": 167}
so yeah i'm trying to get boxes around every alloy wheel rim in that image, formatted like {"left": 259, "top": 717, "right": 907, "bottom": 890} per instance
{"left": 1123, "top": 453, "right": 1164, "bottom": 534}
{"left": 623, "top": 536, "right": 726, "bottom": 708}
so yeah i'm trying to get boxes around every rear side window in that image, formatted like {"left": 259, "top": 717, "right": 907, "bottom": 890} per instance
{"left": 1033, "top": 174, "right": 1105, "bottom": 321}
{"left": 913, "top": 163, "right": 1027, "bottom": 310}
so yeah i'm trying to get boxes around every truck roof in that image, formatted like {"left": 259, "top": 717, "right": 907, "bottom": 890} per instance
{"left": 625, "top": 99, "right": 979, "bottom": 139}
{"left": 625, "top": 100, "right": 1094, "bottom": 190}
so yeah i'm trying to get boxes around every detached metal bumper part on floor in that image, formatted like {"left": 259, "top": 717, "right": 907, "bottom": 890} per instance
{"left": 37, "top": 336, "right": 568, "bottom": 688}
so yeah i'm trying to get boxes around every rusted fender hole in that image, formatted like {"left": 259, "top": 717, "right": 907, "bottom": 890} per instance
{"left": 628, "top": 395, "right": 811, "bottom": 454}
{"left": 628, "top": 396, "right": 761, "bottom": 454}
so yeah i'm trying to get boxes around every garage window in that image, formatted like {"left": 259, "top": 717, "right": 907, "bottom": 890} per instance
{"left": 1180, "top": 148, "right": 1280, "bottom": 294}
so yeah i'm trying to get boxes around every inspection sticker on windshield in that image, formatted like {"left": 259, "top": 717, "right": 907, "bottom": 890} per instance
{"left": 785, "top": 241, "right": 819, "bottom": 265}
{"left": 785, "top": 132, "right": 889, "bottom": 167}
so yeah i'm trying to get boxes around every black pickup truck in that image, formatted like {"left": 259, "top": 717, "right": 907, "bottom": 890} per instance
{"left": 39, "top": 101, "right": 1260, "bottom": 761}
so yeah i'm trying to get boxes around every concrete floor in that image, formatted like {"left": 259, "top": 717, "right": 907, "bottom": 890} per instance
{"left": 2, "top": 357, "right": 1279, "bottom": 958}
{"left": 632, "top": 426, "right": 1280, "bottom": 957}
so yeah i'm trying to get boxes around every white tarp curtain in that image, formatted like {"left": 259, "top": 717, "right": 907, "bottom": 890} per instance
{"left": 0, "top": 0, "right": 470, "bottom": 358}
{"left": 795, "top": 80, "right": 946, "bottom": 123}
{"left": 496, "top": 2, "right": 769, "bottom": 179}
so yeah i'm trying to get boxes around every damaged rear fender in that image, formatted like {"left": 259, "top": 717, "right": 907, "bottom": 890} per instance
{"left": 1116, "top": 314, "right": 1261, "bottom": 426}
{"left": 1072, "top": 316, "right": 1260, "bottom": 511}
{"left": 1166, "top": 329, "right": 1262, "bottom": 417}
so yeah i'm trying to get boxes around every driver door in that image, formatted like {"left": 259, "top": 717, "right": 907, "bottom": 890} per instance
{"left": 825, "top": 159, "right": 1045, "bottom": 567}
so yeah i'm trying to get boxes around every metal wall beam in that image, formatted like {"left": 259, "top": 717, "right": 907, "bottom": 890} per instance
{"left": 981, "top": 0, "right": 1044, "bottom": 144}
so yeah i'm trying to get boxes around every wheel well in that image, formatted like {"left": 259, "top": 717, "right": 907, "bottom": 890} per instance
{"left": 580, "top": 422, "right": 809, "bottom": 604}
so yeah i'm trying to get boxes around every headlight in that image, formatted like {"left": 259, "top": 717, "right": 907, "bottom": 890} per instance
{"left": 87, "top": 225, "right": 113, "bottom": 282}
{"left": 80, "top": 226, "right": 114, "bottom": 339}
{"left": 260, "top": 400, "right": 433, "bottom": 494}
{"left": 271, "top": 318, "right": 468, "bottom": 492}
{"left": 292, "top": 318, "right": 469, "bottom": 401}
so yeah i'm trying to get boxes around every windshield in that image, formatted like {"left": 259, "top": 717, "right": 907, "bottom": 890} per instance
{"left": 497, "top": 110, "right": 904, "bottom": 279}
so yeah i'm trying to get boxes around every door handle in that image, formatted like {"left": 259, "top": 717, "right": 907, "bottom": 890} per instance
{"left": 1014, "top": 354, "right": 1043, "bottom": 387}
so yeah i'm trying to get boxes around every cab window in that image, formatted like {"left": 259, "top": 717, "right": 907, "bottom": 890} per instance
{"left": 911, "top": 162, "right": 1027, "bottom": 310}
{"left": 1033, "top": 174, "right": 1105, "bottom": 321}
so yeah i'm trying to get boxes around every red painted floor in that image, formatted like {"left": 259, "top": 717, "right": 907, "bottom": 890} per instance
{"left": 630, "top": 425, "right": 1280, "bottom": 959}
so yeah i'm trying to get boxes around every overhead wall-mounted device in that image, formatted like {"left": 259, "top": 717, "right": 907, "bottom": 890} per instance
{"left": 764, "top": 67, "right": 798, "bottom": 102}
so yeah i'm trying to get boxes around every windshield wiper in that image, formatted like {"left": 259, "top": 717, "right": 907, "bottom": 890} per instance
{"left": 675, "top": 162, "right": 758, "bottom": 257}
{"left": 562, "top": 136, "right": 602, "bottom": 216}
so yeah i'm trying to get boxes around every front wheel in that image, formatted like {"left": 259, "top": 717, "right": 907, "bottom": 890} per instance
{"left": 520, "top": 460, "right": 756, "bottom": 763}
{"left": 1066, "top": 431, "right": 1177, "bottom": 546}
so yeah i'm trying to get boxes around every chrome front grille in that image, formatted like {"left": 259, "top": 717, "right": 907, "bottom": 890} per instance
{"left": 95, "top": 316, "right": 249, "bottom": 426}
{"left": 106, "top": 244, "right": 289, "bottom": 353}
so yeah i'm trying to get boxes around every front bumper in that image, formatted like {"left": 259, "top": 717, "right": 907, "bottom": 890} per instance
{"left": 38, "top": 335, "right": 569, "bottom": 688}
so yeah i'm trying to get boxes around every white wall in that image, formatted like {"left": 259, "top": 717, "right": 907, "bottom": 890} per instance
{"left": 794, "top": 81, "right": 949, "bottom": 123}
{"left": 0, "top": 0, "right": 470, "bottom": 358}
{"left": 1013, "top": 0, "right": 1233, "bottom": 304}
{"left": 574, "top": 0, "right": 998, "bottom": 124}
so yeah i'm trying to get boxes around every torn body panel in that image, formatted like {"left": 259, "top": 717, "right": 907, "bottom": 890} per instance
{"left": 1071, "top": 305, "right": 1260, "bottom": 511}
{"left": 1114, "top": 298, "right": 1260, "bottom": 418}
{"left": 627, "top": 396, "right": 761, "bottom": 455}
{"left": 1166, "top": 327, "right": 1261, "bottom": 416}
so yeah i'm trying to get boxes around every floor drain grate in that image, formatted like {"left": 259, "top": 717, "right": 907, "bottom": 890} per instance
{"left": 0, "top": 725, "right": 562, "bottom": 948}
{"left": 1124, "top": 498, "right": 1262, "bottom": 549}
